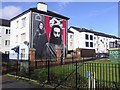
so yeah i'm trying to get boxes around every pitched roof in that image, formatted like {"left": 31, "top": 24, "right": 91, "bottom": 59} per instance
{"left": 0, "top": 19, "right": 10, "bottom": 27}
{"left": 68, "top": 30, "right": 74, "bottom": 33}
{"left": 11, "top": 8, "right": 69, "bottom": 21}
{"left": 70, "top": 26, "right": 120, "bottom": 39}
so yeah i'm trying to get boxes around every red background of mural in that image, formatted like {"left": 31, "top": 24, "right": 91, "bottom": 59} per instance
{"left": 45, "top": 16, "right": 67, "bottom": 46}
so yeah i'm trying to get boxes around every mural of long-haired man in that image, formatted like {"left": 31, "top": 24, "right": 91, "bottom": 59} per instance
{"left": 50, "top": 25, "right": 62, "bottom": 45}
{"left": 43, "top": 25, "right": 64, "bottom": 59}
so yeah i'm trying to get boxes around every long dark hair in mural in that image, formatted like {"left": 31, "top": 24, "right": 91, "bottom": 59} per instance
{"left": 33, "top": 13, "right": 48, "bottom": 59}
{"left": 32, "top": 12, "right": 67, "bottom": 59}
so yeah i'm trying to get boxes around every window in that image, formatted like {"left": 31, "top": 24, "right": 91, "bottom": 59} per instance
{"left": 6, "top": 29, "right": 8, "bottom": 34}
{"left": 21, "top": 49, "right": 25, "bottom": 58}
{"left": 5, "top": 51, "right": 9, "bottom": 54}
{"left": 9, "top": 29, "right": 10, "bottom": 34}
{"left": 85, "top": 34, "right": 89, "bottom": 40}
{"left": 90, "top": 35, "right": 93, "bottom": 40}
{"left": 90, "top": 42, "right": 93, "bottom": 47}
{"left": 6, "top": 29, "right": 10, "bottom": 34}
{"left": 21, "top": 33, "right": 26, "bottom": 43}
{"left": 106, "top": 43, "right": 108, "bottom": 48}
{"left": 85, "top": 42, "right": 89, "bottom": 47}
{"left": 21, "top": 17, "right": 26, "bottom": 28}
{"left": 70, "top": 35, "right": 73, "bottom": 39}
{"left": 94, "top": 37, "right": 96, "bottom": 39}
{"left": 109, "top": 42, "right": 115, "bottom": 48}
{"left": 16, "top": 21, "right": 19, "bottom": 28}
{"left": 5, "top": 40, "right": 10, "bottom": 46}
{"left": 16, "top": 35, "right": 18, "bottom": 43}
{"left": 70, "top": 42, "right": 73, "bottom": 47}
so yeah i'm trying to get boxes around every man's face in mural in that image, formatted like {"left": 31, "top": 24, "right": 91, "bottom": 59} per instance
{"left": 50, "top": 25, "right": 62, "bottom": 45}
{"left": 53, "top": 27, "right": 61, "bottom": 38}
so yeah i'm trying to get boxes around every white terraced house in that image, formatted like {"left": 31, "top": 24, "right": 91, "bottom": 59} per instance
{"left": 9, "top": 2, "right": 69, "bottom": 60}
{"left": 0, "top": 19, "right": 10, "bottom": 54}
{"left": 68, "top": 26, "right": 120, "bottom": 57}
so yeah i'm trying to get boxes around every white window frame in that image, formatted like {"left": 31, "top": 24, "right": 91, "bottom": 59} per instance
{"left": 16, "top": 21, "right": 19, "bottom": 29}
{"left": 21, "top": 33, "right": 26, "bottom": 43}
{"left": 5, "top": 40, "right": 10, "bottom": 46}
{"left": 16, "top": 35, "right": 18, "bottom": 43}
{"left": 21, "top": 17, "right": 26, "bottom": 28}
{"left": 21, "top": 49, "right": 25, "bottom": 58}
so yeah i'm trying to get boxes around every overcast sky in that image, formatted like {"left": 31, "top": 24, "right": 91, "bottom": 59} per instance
{"left": 0, "top": 2, "right": 119, "bottom": 37}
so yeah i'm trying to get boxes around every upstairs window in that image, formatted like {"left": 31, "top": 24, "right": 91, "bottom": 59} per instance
{"left": 16, "top": 35, "right": 18, "bottom": 43}
{"left": 9, "top": 29, "right": 10, "bottom": 34}
{"left": 6, "top": 29, "right": 8, "bottom": 34}
{"left": 70, "top": 35, "right": 73, "bottom": 39}
{"left": 21, "top": 49, "right": 25, "bottom": 58}
{"left": 21, "top": 33, "right": 26, "bottom": 43}
{"left": 90, "top": 35, "right": 93, "bottom": 40}
{"left": 5, "top": 40, "right": 10, "bottom": 46}
{"left": 94, "top": 37, "right": 96, "bottom": 39}
{"left": 85, "top": 34, "right": 89, "bottom": 40}
{"left": 21, "top": 17, "right": 26, "bottom": 28}
{"left": 16, "top": 21, "right": 19, "bottom": 28}
{"left": 6, "top": 29, "right": 10, "bottom": 34}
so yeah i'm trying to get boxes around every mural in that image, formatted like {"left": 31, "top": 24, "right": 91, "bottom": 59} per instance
{"left": 32, "top": 12, "right": 67, "bottom": 59}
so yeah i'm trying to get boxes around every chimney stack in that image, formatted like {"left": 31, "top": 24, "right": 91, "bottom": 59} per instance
{"left": 37, "top": 2, "right": 47, "bottom": 12}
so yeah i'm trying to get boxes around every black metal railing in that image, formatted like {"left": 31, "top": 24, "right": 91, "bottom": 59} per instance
{"left": 2, "top": 58, "right": 120, "bottom": 89}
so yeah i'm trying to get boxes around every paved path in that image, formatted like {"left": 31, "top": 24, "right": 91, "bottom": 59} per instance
{"left": 1, "top": 75, "right": 44, "bottom": 89}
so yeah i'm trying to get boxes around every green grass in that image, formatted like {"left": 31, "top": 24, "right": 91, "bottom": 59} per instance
{"left": 77, "top": 61, "right": 120, "bottom": 88}
{"left": 32, "top": 60, "right": 120, "bottom": 88}
{"left": 79, "top": 62, "right": 119, "bottom": 82}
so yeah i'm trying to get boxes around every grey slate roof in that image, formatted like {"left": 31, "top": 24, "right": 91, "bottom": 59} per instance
{"left": 11, "top": 8, "right": 69, "bottom": 21}
{"left": 0, "top": 19, "right": 10, "bottom": 27}
{"left": 69, "top": 26, "right": 120, "bottom": 39}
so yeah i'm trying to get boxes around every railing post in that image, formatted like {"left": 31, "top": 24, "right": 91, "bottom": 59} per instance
{"left": 35, "top": 60, "right": 37, "bottom": 69}
{"left": 48, "top": 60, "right": 50, "bottom": 83}
{"left": 76, "top": 61, "right": 77, "bottom": 89}
{"left": 7, "top": 60, "right": 9, "bottom": 73}
{"left": 16, "top": 60, "right": 18, "bottom": 76}
{"left": 119, "top": 62, "right": 120, "bottom": 85}
{"left": 28, "top": 60, "right": 30, "bottom": 80}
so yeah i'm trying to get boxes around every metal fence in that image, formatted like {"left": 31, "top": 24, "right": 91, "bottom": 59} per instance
{"left": 2, "top": 59, "right": 120, "bottom": 89}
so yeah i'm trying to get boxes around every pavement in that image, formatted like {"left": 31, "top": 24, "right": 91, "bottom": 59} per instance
{"left": 1, "top": 75, "right": 46, "bottom": 90}
{"left": 1, "top": 75, "right": 71, "bottom": 90}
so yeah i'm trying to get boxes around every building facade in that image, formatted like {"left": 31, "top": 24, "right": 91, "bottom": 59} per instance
{"left": 68, "top": 26, "right": 120, "bottom": 57}
{"left": 0, "top": 19, "right": 10, "bottom": 54}
{"left": 9, "top": 2, "right": 69, "bottom": 60}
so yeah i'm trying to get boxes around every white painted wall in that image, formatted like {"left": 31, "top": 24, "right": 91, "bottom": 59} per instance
{"left": 0, "top": 26, "right": 10, "bottom": 54}
{"left": 68, "top": 27, "right": 120, "bottom": 54}
{"left": 69, "top": 28, "right": 94, "bottom": 50}
{"left": 68, "top": 32, "right": 74, "bottom": 50}
{"left": 9, "top": 11, "right": 31, "bottom": 60}
{"left": 69, "top": 28, "right": 80, "bottom": 50}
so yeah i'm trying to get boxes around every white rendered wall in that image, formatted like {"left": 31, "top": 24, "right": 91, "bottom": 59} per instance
{"left": 0, "top": 26, "right": 10, "bottom": 53}
{"left": 9, "top": 12, "right": 31, "bottom": 60}
{"left": 68, "top": 33, "right": 74, "bottom": 50}
{"left": 69, "top": 27, "right": 120, "bottom": 54}
{"left": 69, "top": 28, "right": 94, "bottom": 50}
